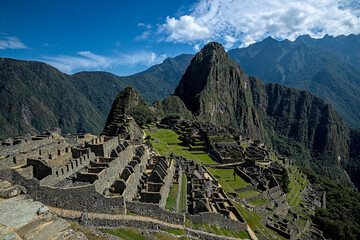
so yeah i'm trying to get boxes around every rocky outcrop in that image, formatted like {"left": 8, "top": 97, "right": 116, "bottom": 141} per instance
{"left": 174, "top": 42, "right": 265, "bottom": 141}
{"left": 0, "top": 180, "right": 87, "bottom": 240}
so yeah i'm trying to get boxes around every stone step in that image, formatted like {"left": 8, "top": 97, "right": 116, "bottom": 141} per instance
{"left": 17, "top": 214, "right": 71, "bottom": 240}
{"left": 0, "top": 194, "right": 87, "bottom": 240}
{"left": 62, "top": 232, "right": 87, "bottom": 240}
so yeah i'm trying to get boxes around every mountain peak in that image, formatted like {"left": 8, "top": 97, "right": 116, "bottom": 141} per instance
{"left": 201, "top": 41, "right": 225, "bottom": 53}
{"left": 174, "top": 42, "right": 238, "bottom": 114}
{"left": 174, "top": 42, "right": 264, "bottom": 140}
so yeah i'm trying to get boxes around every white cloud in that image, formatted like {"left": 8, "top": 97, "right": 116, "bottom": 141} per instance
{"left": 136, "top": 30, "right": 152, "bottom": 41}
{"left": 43, "top": 51, "right": 167, "bottom": 73}
{"left": 193, "top": 44, "right": 200, "bottom": 52}
{"left": 0, "top": 36, "right": 28, "bottom": 49}
{"left": 138, "top": 23, "right": 152, "bottom": 29}
{"left": 159, "top": 0, "right": 360, "bottom": 48}
{"left": 160, "top": 15, "right": 211, "bottom": 42}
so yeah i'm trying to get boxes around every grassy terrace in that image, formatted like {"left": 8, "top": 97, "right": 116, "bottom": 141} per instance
{"left": 144, "top": 128, "right": 256, "bottom": 200}
{"left": 165, "top": 183, "right": 179, "bottom": 211}
{"left": 145, "top": 128, "right": 216, "bottom": 165}
{"left": 270, "top": 153, "right": 309, "bottom": 209}
{"left": 179, "top": 173, "right": 187, "bottom": 213}
{"left": 232, "top": 201, "right": 287, "bottom": 240}
{"left": 144, "top": 126, "right": 281, "bottom": 238}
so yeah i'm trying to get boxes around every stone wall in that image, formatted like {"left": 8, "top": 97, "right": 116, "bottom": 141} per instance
{"left": 94, "top": 145, "right": 134, "bottom": 193}
{"left": 0, "top": 169, "right": 126, "bottom": 214}
{"left": 186, "top": 228, "right": 240, "bottom": 240}
{"left": 126, "top": 201, "right": 184, "bottom": 225}
{"left": 121, "top": 147, "right": 148, "bottom": 201}
{"left": 158, "top": 158, "right": 175, "bottom": 208}
{"left": 85, "top": 136, "right": 120, "bottom": 157}
{"left": 0, "top": 135, "right": 52, "bottom": 157}
{"left": 186, "top": 212, "right": 247, "bottom": 232}
{"left": 0, "top": 138, "right": 56, "bottom": 169}
{"left": 235, "top": 167, "right": 252, "bottom": 183}
{"left": 40, "top": 151, "right": 95, "bottom": 186}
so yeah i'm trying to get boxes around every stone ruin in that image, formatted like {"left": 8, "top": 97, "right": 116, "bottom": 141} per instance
{"left": 173, "top": 154, "right": 247, "bottom": 232}
{"left": 0, "top": 118, "right": 326, "bottom": 239}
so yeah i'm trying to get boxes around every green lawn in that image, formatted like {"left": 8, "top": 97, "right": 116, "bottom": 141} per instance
{"left": 166, "top": 183, "right": 179, "bottom": 211}
{"left": 249, "top": 198, "right": 270, "bottom": 206}
{"left": 144, "top": 129, "right": 216, "bottom": 165}
{"left": 180, "top": 173, "right": 187, "bottom": 213}
{"left": 237, "top": 190, "right": 261, "bottom": 199}
{"left": 237, "top": 230, "right": 251, "bottom": 239}
{"left": 208, "top": 168, "right": 251, "bottom": 195}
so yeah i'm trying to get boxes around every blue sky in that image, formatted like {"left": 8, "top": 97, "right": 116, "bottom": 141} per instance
{"left": 1, "top": 0, "right": 359, "bottom": 76}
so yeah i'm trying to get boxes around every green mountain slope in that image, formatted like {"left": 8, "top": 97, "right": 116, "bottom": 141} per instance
{"left": 0, "top": 57, "right": 103, "bottom": 139}
{"left": 175, "top": 42, "right": 360, "bottom": 187}
{"left": 0, "top": 54, "right": 193, "bottom": 139}
{"left": 228, "top": 35, "right": 360, "bottom": 130}
{"left": 71, "top": 54, "right": 193, "bottom": 115}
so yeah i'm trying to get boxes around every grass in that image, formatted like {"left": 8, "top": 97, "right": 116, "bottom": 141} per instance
{"left": 210, "top": 225, "right": 222, "bottom": 235}
{"left": 232, "top": 201, "right": 286, "bottom": 240}
{"left": 220, "top": 228, "right": 232, "bottom": 237}
{"left": 144, "top": 128, "right": 217, "bottom": 165}
{"left": 237, "top": 230, "right": 251, "bottom": 239}
{"left": 151, "top": 232, "right": 179, "bottom": 240}
{"left": 67, "top": 220, "right": 108, "bottom": 240}
{"left": 102, "top": 227, "right": 147, "bottom": 240}
{"left": 163, "top": 228, "right": 186, "bottom": 236}
{"left": 237, "top": 190, "right": 262, "bottom": 199}
{"left": 180, "top": 173, "right": 187, "bottom": 213}
{"left": 193, "top": 223, "right": 214, "bottom": 233}
{"left": 145, "top": 128, "right": 262, "bottom": 204}
{"left": 126, "top": 211, "right": 139, "bottom": 216}
{"left": 209, "top": 168, "right": 251, "bottom": 191}
{"left": 249, "top": 198, "right": 270, "bottom": 206}
{"left": 166, "top": 183, "right": 179, "bottom": 211}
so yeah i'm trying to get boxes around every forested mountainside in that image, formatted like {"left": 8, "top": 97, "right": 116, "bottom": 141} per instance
{"left": 228, "top": 34, "right": 360, "bottom": 130}
{"left": 0, "top": 54, "right": 192, "bottom": 139}
{"left": 0, "top": 57, "right": 103, "bottom": 139}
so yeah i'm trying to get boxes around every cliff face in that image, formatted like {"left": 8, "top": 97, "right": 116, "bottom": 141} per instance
{"left": 175, "top": 42, "right": 356, "bottom": 186}
{"left": 174, "top": 42, "right": 265, "bottom": 141}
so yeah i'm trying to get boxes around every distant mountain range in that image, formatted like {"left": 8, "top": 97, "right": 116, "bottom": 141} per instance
{"left": 228, "top": 34, "right": 360, "bottom": 130}
{"left": 1, "top": 34, "right": 359, "bottom": 139}
{"left": 0, "top": 54, "right": 192, "bottom": 139}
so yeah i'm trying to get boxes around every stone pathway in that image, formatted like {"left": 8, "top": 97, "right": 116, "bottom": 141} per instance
{"left": 49, "top": 206, "right": 253, "bottom": 240}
